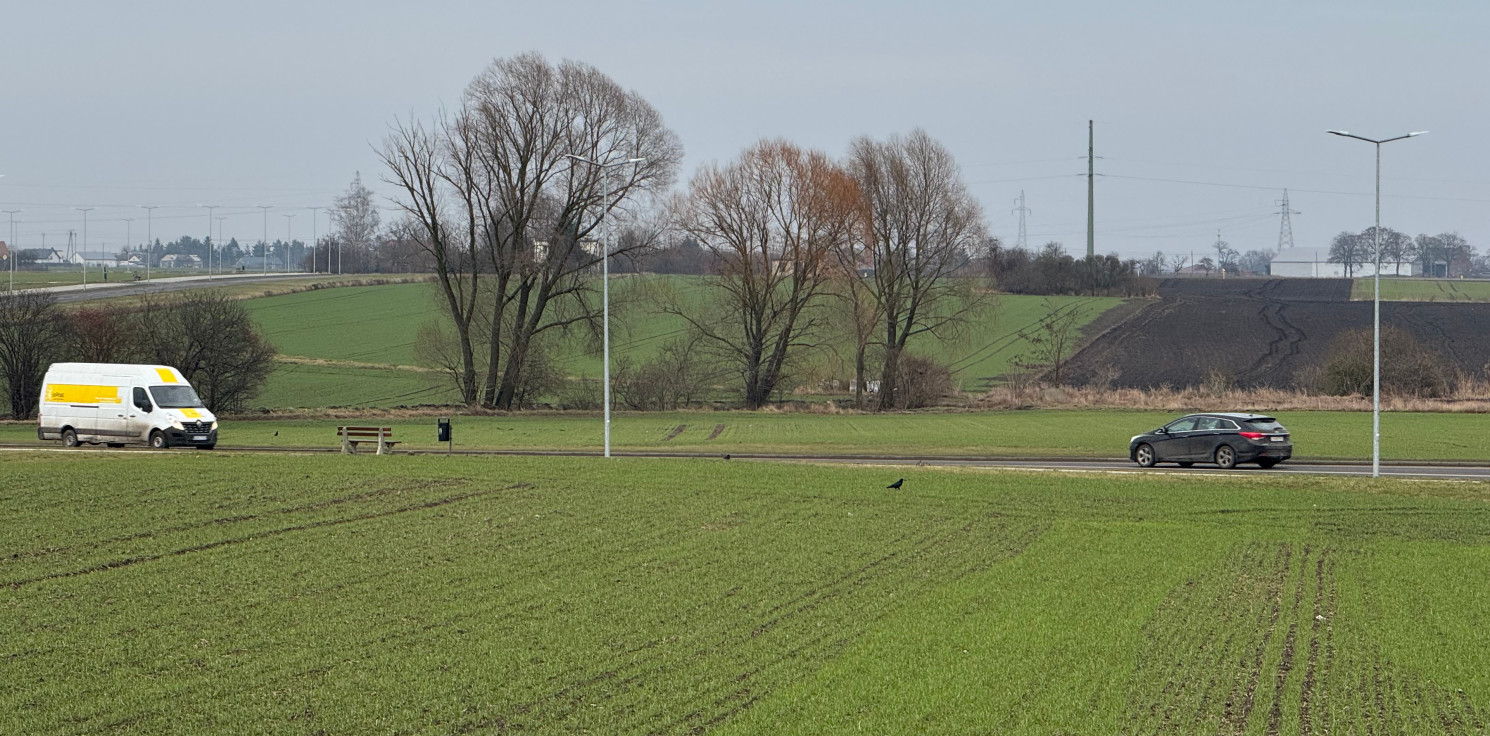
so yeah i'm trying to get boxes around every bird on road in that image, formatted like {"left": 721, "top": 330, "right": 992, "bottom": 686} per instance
{"left": 886, "top": 478, "right": 904, "bottom": 489}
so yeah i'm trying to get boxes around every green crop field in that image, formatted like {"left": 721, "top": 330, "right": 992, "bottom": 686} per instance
{"left": 6, "top": 408, "right": 1490, "bottom": 461}
{"left": 3, "top": 452, "right": 1488, "bottom": 734}
{"left": 3, "top": 268, "right": 203, "bottom": 290}
{"left": 243, "top": 278, "right": 1123, "bottom": 409}
{"left": 1351, "top": 277, "right": 1490, "bottom": 302}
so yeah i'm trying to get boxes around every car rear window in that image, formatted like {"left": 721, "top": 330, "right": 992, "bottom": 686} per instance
{"left": 1243, "top": 419, "right": 1285, "bottom": 432}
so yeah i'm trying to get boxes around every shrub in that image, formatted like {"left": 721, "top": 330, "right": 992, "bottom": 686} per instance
{"left": 1319, "top": 326, "right": 1449, "bottom": 398}
{"left": 892, "top": 353, "right": 954, "bottom": 409}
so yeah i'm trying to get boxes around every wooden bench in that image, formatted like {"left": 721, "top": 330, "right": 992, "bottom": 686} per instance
{"left": 338, "top": 426, "right": 399, "bottom": 455}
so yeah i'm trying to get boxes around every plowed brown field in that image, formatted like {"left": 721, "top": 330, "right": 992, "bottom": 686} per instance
{"left": 1062, "top": 278, "right": 1490, "bottom": 389}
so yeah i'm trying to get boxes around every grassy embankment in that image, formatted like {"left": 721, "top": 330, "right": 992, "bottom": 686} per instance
{"left": 244, "top": 279, "right": 1123, "bottom": 410}
{"left": 1351, "top": 277, "right": 1490, "bottom": 302}
{"left": 5, "top": 409, "right": 1490, "bottom": 461}
{"left": 3, "top": 452, "right": 1488, "bottom": 734}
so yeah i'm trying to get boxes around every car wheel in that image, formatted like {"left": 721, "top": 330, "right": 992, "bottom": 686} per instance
{"left": 1178, "top": 461, "right": 1194, "bottom": 468}
{"left": 1134, "top": 443, "right": 1156, "bottom": 467}
{"left": 62, "top": 429, "right": 80, "bottom": 448}
{"left": 1215, "top": 445, "right": 1237, "bottom": 469}
{"left": 1257, "top": 458, "right": 1278, "bottom": 469}
{"left": 149, "top": 431, "right": 167, "bottom": 449}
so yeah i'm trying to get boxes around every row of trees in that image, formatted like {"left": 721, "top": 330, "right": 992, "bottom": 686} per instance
{"left": 1329, "top": 228, "right": 1479, "bottom": 277}
{"left": 986, "top": 242, "right": 1155, "bottom": 296}
{"left": 381, "top": 53, "right": 1006, "bottom": 411}
{"left": 1134, "top": 245, "right": 1275, "bottom": 277}
{"left": 0, "top": 291, "right": 276, "bottom": 419}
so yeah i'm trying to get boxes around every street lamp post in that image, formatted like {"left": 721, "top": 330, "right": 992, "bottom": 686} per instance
{"left": 123, "top": 218, "right": 134, "bottom": 276}
{"left": 74, "top": 207, "right": 94, "bottom": 288}
{"left": 308, "top": 206, "right": 320, "bottom": 274}
{"left": 138, "top": 205, "right": 159, "bottom": 284}
{"left": 215, "top": 216, "right": 227, "bottom": 272}
{"left": 282, "top": 213, "right": 296, "bottom": 271}
{"left": 3, "top": 209, "right": 19, "bottom": 292}
{"left": 201, "top": 205, "right": 218, "bottom": 279}
{"left": 562, "top": 153, "right": 645, "bottom": 458}
{"left": 1327, "top": 129, "right": 1427, "bottom": 478}
{"left": 257, "top": 205, "right": 273, "bottom": 275}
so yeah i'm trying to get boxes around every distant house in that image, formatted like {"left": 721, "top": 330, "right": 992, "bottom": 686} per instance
{"left": 158, "top": 253, "right": 203, "bottom": 269}
{"left": 1269, "top": 247, "right": 1419, "bottom": 278}
{"left": 232, "top": 255, "right": 286, "bottom": 271}
{"left": 68, "top": 251, "right": 123, "bottom": 268}
{"left": 24, "top": 248, "right": 67, "bottom": 265}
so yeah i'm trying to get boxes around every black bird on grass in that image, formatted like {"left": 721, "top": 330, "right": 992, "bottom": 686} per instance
{"left": 886, "top": 478, "right": 904, "bottom": 489}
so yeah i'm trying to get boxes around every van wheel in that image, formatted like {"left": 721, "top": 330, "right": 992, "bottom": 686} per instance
{"left": 149, "top": 431, "right": 167, "bottom": 449}
{"left": 62, "top": 429, "right": 80, "bottom": 448}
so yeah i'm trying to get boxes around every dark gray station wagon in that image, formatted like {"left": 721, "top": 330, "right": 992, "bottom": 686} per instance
{"left": 1129, "top": 413, "right": 1292, "bottom": 469}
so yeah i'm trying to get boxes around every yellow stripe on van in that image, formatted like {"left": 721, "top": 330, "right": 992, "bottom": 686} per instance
{"left": 155, "top": 368, "right": 179, "bottom": 383}
{"left": 180, "top": 409, "right": 202, "bottom": 419}
{"left": 46, "top": 384, "right": 122, "bottom": 404}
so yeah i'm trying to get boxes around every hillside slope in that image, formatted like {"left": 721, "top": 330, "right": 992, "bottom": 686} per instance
{"left": 1062, "top": 278, "right": 1490, "bottom": 389}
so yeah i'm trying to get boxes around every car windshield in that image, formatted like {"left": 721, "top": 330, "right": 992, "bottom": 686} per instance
{"left": 1244, "top": 419, "right": 1285, "bottom": 432}
{"left": 150, "top": 385, "right": 204, "bottom": 409}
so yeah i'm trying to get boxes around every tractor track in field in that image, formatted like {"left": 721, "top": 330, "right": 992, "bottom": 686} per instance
{"left": 450, "top": 515, "right": 1047, "bottom": 734}
{"left": 3, "top": 482, "right": 532, "bottom": 589}
{"left": 1121, "top": 542, "right": 1486, "bottom": 735}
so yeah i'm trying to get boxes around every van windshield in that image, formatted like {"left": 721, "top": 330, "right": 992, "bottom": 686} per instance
{"left": 150, "top": 385, "right": 205, "bottom": 409}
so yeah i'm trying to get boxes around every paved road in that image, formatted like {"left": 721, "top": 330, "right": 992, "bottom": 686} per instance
{"left": 24, "top": 272, "right": 321, "bottom": 303}
{"left": 4, "top": 443, "right": 1488, "bottom": 480}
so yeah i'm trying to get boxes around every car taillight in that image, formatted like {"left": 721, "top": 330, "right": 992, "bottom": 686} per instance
{"left": 1238, "top": 431, "right": 1266, "bottom": 440}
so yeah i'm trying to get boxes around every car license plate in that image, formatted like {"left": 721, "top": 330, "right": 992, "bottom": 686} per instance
{"left": 193, "top": 435, "right": 207, "bottom": 442}
{"left": 1271, "top": 436, "right": 1285, "bottom": 442}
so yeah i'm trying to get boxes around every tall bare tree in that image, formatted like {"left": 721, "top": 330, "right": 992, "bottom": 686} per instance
{"left": 1328, "top": 230, "right": 1367, "bottom": 277}
{"left": 331, "top": 172, "right": 382, "bottom": 274}
{"left": 847, "top": 130, "right": 989, "bottom": 410}
{"left": 0, "top": 290, "right": 68, "bottom": 419}
{"left": 674, "top": 140, "right": 862, "bottom": 409}
{"left": 134, "top": 292, "right": 276, "bottom": 413}
{"left": 381, "top": 52, "right": 682, "bottom": 409}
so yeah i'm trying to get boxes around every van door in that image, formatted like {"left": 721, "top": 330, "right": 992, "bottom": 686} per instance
{"left": 93, "top": 385, "right": 131, "bottom": 444}
{"left": 125, "top": 386, "right": 155, "bottom": 443}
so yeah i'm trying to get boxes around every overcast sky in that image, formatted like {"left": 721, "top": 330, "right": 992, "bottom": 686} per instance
{"left": 3, "top": 0, "right": 1485, "bottom": 263}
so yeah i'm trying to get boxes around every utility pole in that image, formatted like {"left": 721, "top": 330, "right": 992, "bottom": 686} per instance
{"left": 1011, "top": 191, "right": 1030, "bottom": 251}
{"left": 1086, "top": 120, "right": 1095, "bottom": 260}
{"left": 1275, "top": 189, "right": 1299, "bottom": 253}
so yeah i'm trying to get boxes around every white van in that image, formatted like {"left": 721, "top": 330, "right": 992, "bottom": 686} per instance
{"left": 37, "top": 363, "right": 219, "bottom": 449}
